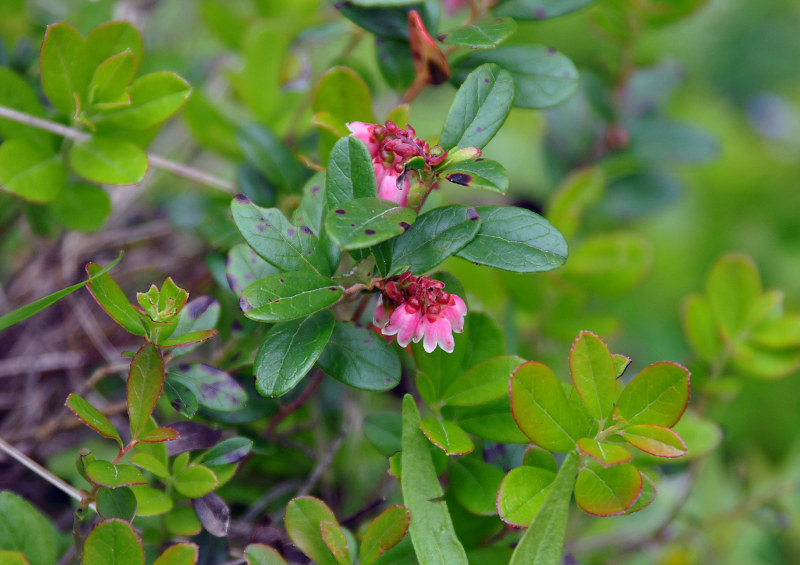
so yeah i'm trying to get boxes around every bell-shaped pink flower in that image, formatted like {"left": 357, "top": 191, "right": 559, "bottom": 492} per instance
{"left": 346, "top": 121, "right": 380, "bottom": 155}
{"left": 381, "top": 299, "right": 422, "bottom": 347}
{"left": 376, "top": 167, "right": 411, "bottom": 207}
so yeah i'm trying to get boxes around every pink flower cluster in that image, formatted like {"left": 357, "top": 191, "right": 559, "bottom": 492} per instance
{"left": 347, "top": 120, "right": 447, "bottom": 208}
{"left": 374, "top": 272, "right": 467, "bottom": 354}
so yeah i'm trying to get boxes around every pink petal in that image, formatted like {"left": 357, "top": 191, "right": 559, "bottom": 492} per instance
{"left": 373, "top": 301, "right": 391, "bottom": 328}
{"left": 377, "top": 169, "right": 410, "bottom": 207}
{"left": 382, "top": 304, "right": 421, "bottom": 347}
{"left": 443, "top": 295, "right": 467, "bottom": 333}
{"left": 433, "top": 317, "right": 455, "bottom": 353}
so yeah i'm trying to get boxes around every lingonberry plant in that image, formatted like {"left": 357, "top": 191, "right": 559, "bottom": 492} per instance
{"left": 2, "top": 1, "right": 800, "bottom": 564}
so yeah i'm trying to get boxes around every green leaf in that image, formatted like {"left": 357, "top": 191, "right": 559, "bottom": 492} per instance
{"left": 375, "top": 37, "right": 416, "bottom": 92}
{"left": 509, "top": 452, "right": 578, "bottom": 565}
{"left": 65, "top": 393, "right": 122, "bottom": 445}
{"left": 325, "top": 198, "right": 416, "bottom": 250}
{"left": 576, "top": 438, "right": 632, "bottom": 467}
{"left": 629, "top": 119, "right": 718, "bottom": 166}
{"left": 456, "top": 206, "right": 568, "bottom": 273}
{"left": 39, "top": 22, "right": 90, "bottom": 116}
{"left": 321, "top": 521, "right": 353, "bottom": 565}
{"left": 510, "top": 361, "right": 579, "bottom": 451}
{"left": 245, "top": 543, "right": 289, "bottom": 565}
{"left": 574, "top": 463, "right": 642, "bottom": 516}
{"left": 201, "top": 437, "right": 254, "bottom": 466}
{"left": 138, "top": 427, "right": 180, "bottom": 443}
{"left": 359, "top": 506, "right": 411, "bottom": 565}
{"left": 449, "top": 458, "right": 504, "bottom": 516}
{"left": 706, "top": 252, "right": 762, "bottom": 341}
{"left": 568, "top": 331, "right": 615, "bottom": 421}
{"left": 400, "top": 395, "right": 469, "bottom": 565}
{"left": 96, "top": 487, "right": 137, "bottom": 522}
{"left": 521, "top": 446, "right": 557, "bottom": 473}
{"left": 226, "top": 243, "right": 281, "bottom": 295}
{"left": 442, "top": 18, "right": 517, "bottom": 49}
{"left": 497, "top": 466, "right": 555, "bottom": 527}
{"left": 82, "top": 519, "right": 144, "bottom": 565}
{"left": 622, "top": 424, "right": 688, "bottom": 458}
{"left": 0, "top": 551, "right": 29, "bottom": 565}
{"left": 130, "top": 485, "right": 173, "bottom": 516}
{"left": 440, "top": 159, "right": 509, "bottom": 194}
{"left": 0, "top": 491, "right": 59, "bottom": 565}
{"left": 127, "top": 343, "right": 165, "bottom": 440}
{"left": 495, "top": 0, "right": 597, "bottom": 19}
{"left": 50, "top": 183, "right": 111, "bottom": 231}
{"left": 255, "top": 310, "right": 335, "bottom": 397}
{"left": 317, "top": 322, "right": 402, "bottom": 391}
{"left": 626, "top": 472, "right": 657, "bottom": 514}
{"left": 612, "top": 354, "right": 631, "bottom": 378}
{"left": 95, "top": 71, "right": 191, "bottom": 130}
{"left": 285, "top": 496, "right": 340, "bottom": 565}
{"left": 153, "top": 543, "right": 199, "bottom": 565}
{"left": 386, "top": 205, "right": 482, "bottom": 274}
{"left": 168, "top": 364, "right": 247, "bottom": 412}
{"left": 85, "top": 461, "right": 147, "bottom": 488}
{"left": 546, "top": 166, "right": 605, "bottom": 241}
{"left": 561, "top": 232, "right": 653, "bottom": 294}
{"left": 88, "top": 50, "right": 136, "bottom": 105}
{"left": 326, "top": 137, "right": 378, "bottom": 209}
{"left": 681, "top": 294, "right": 723, "bottom": 362}
{"left": 0, "top": 68, "right": 55, "bottom": 147}
{"left": 452, "top": 46, "right": 578, "bottom": 109}
{"left": 85, "top": 261, "right": 146, "bottom": 335}
{"left": 292, "top": 173, "right": 329, "bottom": 236}
{"left": 85, "top": 21, "right": 144, "bottom": 72}
{"left": 441, "top": 355, "right": 525, "bottom": 407}
{"left": 174, "top": 465, "right": 219, "bottom": 498}
{"left": 0, "top": 254, "right": 120, "bottom": 335}
{"left": 364, "top": 412, "right": 402, "bottom": 457}
{"left": 440, "top": 64, "right": 514, "bottom": 150}
{"left": 231, "top": 195, "right": 331, "bottom": 275}
{"left": 419, "top": 418, "right": 474, "bottom": 455}
{"left": 237, "top": 124, "right": 307, "bottom": 193}
{"left": 165, "top": 296, "right": 220, "bottom": 357}
{"left": 239, "top": 271, "right": 342, "bottom": 323}
{"left": 131, "top": 452, "right": 170, "bottom": 479}
{"left": 68, "top": 136, "right": 148, "bottom": 186}
{"left": 313, "top": 66, "right": 375, "bottom": 125}
{"left": 0, "top": 139, "right": 65, "bottom": 203}
{"left": 445, "top": 397, "right": 529, "bottom": 444}
{"left": 616, "top": 361, "right": 690, "bottom": 427}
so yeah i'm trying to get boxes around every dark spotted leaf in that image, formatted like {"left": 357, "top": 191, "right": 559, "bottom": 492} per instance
{"left": 167, "top": 296, "right": 220, "bottom": 357}
{"left": 225, "top": 243, "right": 281, "bottom": 296}
{"left": 168, "top": 364, "right": 247, "bottom": 413}
{"left": 441, "top": 18, "right": 517, "bottom": 49}
{"left": 192, "top": 492, "right": 230, "bottom": 537}
{"left": 318, "top": 321, "right": 401, "bottom": 391}
{"left": 325, "top": 197, "right": 416, "bottom": 250}
{"left": 441, "top": 159, "right": 509, "bottom": 194}
{"left": 165, "top": 421, "right": 223, "bottom": 456}
{"left": 456, "top": 206, "right": 568, "bottom": 273}
{"left": 440, "top": 64, "right": 514, "bottom": 150}
{"left": 239, "top": 271, "right": 343, "bottom": 323}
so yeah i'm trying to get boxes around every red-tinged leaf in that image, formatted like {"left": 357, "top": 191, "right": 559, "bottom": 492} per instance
{"left": 138, "top": 426, "right": 180, "bottom": 444}
{"left": 285, "top": 496, "right": 340, "bottom": 565}
{"left": 153, "top": 543, "right": 198, "bottom": 565}
{"left": 85, "top": 460, "right": 147, "bottom": 488}
{"left": 359, "top": 506, "right": 410, "bottom": 565}
{"left": 0, "top": 551, "right": 29, "bottom": 565}
{"left": 510, "top": 361, "right": 580, "bottom": 452}
{"left": 419, "top": 417, "right": 475, "bottom": 455}
{"left": 86, "top": 262, "right": 146, "bottom": 335}
{"left": 65, "top": 393, "right": 122, "bottom": 446}
{"left": 612, "top": 354, "right": 631, "bottom": 378}
{"left": 576, "top": 437, "right": 632, "bottom": 467}
{"left": 569, "top": 331, "right": 616, "bottom": 421}
{"left": 157, "top": 329, "right": 218, "bottom": 348}
{"left": 82, "top": 519, "right": 144, "bottom": 565}
{"left": 622, "top": 424, "right": 688, "bottom": 458}
{"left": 128, "top": 343, "right": 165, "bottom": 440}
{"left": 616, "top": 361, "right": 690, "bottom": 427}
{"left": 574, "top": 464, "right": 642, "bottom": 517}
{"left": 408, "top": 10, "right": 450, "bottom": 85}
{"left": 245, "top": 544, "right": 289, "bottom": 565}
{"left": 496, "top": 466, "right": 555, "bottom": 527}
{"left": 320, "top": 521, "right": 351, "bottom": 565}
{"left": 626, "top": 471, "right": 657, "bottom": 514}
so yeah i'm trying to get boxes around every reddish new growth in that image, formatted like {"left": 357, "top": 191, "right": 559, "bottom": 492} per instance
{"left": 373, "top": 272, "right": 467, "bottom": 354}
{"left": 347, "top": 120, "right": 449, "bottom": 208}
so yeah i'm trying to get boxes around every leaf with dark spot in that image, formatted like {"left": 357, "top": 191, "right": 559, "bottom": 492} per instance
{"left": 193, "top": 492, "right": 230, "bottom": 537}
{"left": 165, "top": 421, "right": 222, "bottom": 456}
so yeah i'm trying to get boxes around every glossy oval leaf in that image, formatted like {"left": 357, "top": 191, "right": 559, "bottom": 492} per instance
{"left": 50, "top": 183, "right": 111, "bottom": 231}
{"left": 569, "top": 331, "right": 615, "bottom": 421}
{"left": 0, "top": 139, "right": 65, "bottom": 203}
{"left": 321, "top": 521, "right": 352, "bottom": 565}
{"left": 285, "top": 496, "right": 340, "bottom": 565}
{"left": 85, "top": 461, "right": 147, "bottom": 488}
{"left": 245, "top": 543, "right": 289, "bottom": 565}
{"left": 442, "top": 18, "right": 517, "bottom": 49}
{"left": 313, "top": 65, "right": 375, "bottom": 125}
{"left": 450, "top": 458, "right": 504, "bottom": 516}
{"left": 85, "top": 262, "right": 146, "bottom": 335}
{"left": 174, "top": 465, "right": 219, "bottom": 498}
{"left": 85, "top": 21, "right": 144, "bottom": 71}
{"left": 400, "top": 395, "right": 469, "bottom": 565}
{"left": 359, "top": 505, "right": 411, "bottom": 565}
{"left": 69, "top": 137, "right": 148, "bottom": 185}
{"left": 706, "top": 252, "right": 762, "bottom": 341}
{"left": 561, "top": 232, "right": 653, "bottom": 294}
{"left": 616, "top": 361, "right": 690, "bottom": 427}
{"left": 82, "top": 519, "right": 144, "bottom": 565}
{"left": 442, "top": 355, "right": 525, "bottom": 407}
{"left": 131, "top": 486, "right": 173, "bottom": 517}
{"left": 226, "top": 243, "right": 280, "bottom": 296}
{"left": 0, "top": 491, "right": 60, "bottom": 565}
{"left": 510, "top": 361, "right": 579, "bottom": 452}
{"left": 317, "top": 321, "right": 401, "bottom": 391}
{"left": 325, "top": 197, "right": 416, "bottom": 250}
{"left": 94, "top": 71, "right": 191, "bottom": 130}
{"left": 446, "top": 398, "right": 530, "bottom": 444}
{"left": 363, "top": 412, "right": 402, "bottom": 457}
{"left": 521, "top": 446, "right": 558, "bottom": 473}
{"left": 622, "top": 424, "right": 688, "bottom": 458}
{"left": 255, "top": 310, "right": 335, "bottom": 397}
{"left": 456, "top": 206, "right": 568, "bottom": 273}
{"left": 96, "top": 487, "right": 137, "bottom": 522}
{"left": 326, "top": 136, "right": 378, "bottom": 209}
{"left": 495, "top": 0, "right": 597, "bottom": 19}
{"left": 88, "top": 51, "right": 135, "bottom": 105}
{"left": 420, "top": 417, "right": 474, "bottom": 455}
{"left": 192, "top": 493, "right": 230, "bottom": 537}
{"left": 240, "top": 271, "right": 342, "bottom": 323}
{"left": 201, "top": 437, "right": 254, "bottom": 466}
{"left": 440, "top": 64, "right": 514, "bottom": 150}
{"left": 576, "top": 437, "right": 632, "bottom": 467}
{"left": 497, "top": 466, "right": 555, "bottom": 527}
{"left": 441, "top": 159, "right": 509, "bottom": 194}
{"left": 127, "top": 343, "right": 165, "bottom": 440}
{"left": 152, "top": 543, "right": 198, "bottom": 565}
{"left": 65, "top": 393, "right": 122, "bottom": 445}
{"left": 131, "top": 453, "right": 170, "bottom": 479}
{"left": 574, "top": 463, "right": 642, "bottom": 517}
{"left": 40, "top": 23, "right": 90, "bottom": 116}
{"left": 452, "top": 45, "right": 578, "bottom": 109}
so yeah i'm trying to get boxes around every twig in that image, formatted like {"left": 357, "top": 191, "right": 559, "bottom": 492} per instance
{"left": 0, "top": 105, "right": 235, "bottom": 193}
{"left": 0, "top": 436, "right": 95, "bottom": 512}
{"left": 239, "top": 479, "right": 303, "bottom": 523}
{"left": 296, "top": 427, "right": 348, "bottom": 497}
{"left": 264, "top": 369, "right": 326, "bottom": 438}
